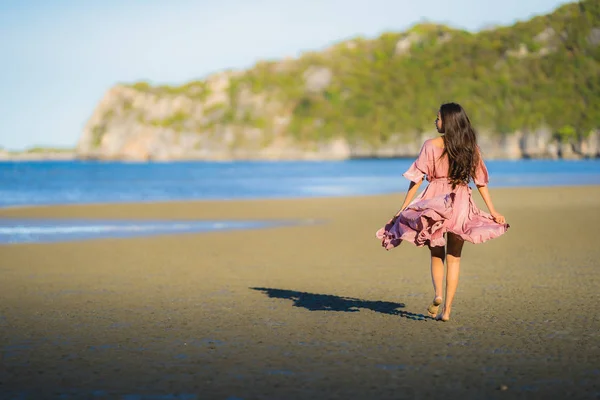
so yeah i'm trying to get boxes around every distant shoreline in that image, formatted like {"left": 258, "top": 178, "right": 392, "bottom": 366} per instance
{"left": 0, "top": 150, "right": 75, "bottom": 161}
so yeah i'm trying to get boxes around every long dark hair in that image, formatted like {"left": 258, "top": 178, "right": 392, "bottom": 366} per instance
{"left": 438, "top": 103, "right": 480, "bottom": 188}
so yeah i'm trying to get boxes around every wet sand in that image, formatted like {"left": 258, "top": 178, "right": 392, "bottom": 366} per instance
{"left": 0, "top": 186, "right": 599, "bottom": 399}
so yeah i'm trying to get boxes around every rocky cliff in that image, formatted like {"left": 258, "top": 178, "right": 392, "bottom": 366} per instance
{"left": 76, "top": 0, "right": 600, "bottom": 161}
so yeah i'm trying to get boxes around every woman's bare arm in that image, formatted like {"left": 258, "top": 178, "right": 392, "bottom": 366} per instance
{"left": 392, "top": 179, "right": 423, "bottom": 219}
{"left": 476, "top": 185, "right": 506, "bottom": 224}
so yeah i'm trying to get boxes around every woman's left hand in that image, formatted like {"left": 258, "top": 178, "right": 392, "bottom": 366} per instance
{"left": 490, "top": 211, "right": 506, "bottom": 224}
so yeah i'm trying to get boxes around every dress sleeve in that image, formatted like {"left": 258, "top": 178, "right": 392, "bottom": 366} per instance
{"left": 473, "top": 154, "right": 489, "bottom": 186}
{"left": 402, "top": 142, "right": 429, "bottom": 183}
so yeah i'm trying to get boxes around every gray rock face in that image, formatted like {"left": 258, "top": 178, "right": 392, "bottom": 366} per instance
{"left": 534, "top": 27, "right": 555, "bottom": 43}
{"left": 500, "top": 132, "right": 524, "bottom": 159}
{"left": 303, "top": 67, "right": 332, "bottom": 94}
{"left": 575, "top": 130, "right": 600, "bottom": 157}
{"left": 394, "top": 33, "right": 421, "bottom": 56}
{"left": 588, "top": 28, "right": 600, "bottom": 47}
{"left": 559, "top": 142, "right": 578, "bottom": 159}
{"left": 520, "top": 128, "right": 553, "bottom": 158}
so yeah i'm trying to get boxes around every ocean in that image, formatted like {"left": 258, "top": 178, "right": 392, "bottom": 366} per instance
{"left": 1, "top": 159, "right": 599, "bottom": 244}
{"left": 1, "top": 159, "right": 599, "bottom": 208}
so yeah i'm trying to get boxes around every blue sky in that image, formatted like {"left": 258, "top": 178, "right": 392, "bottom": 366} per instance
{"left": 0, "top": 0, "right": 571, "bottom": 151}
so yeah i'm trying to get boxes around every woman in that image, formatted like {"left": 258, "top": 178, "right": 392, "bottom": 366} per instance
{"left": 376, "top": 102, "right": 510, "bottom": 321}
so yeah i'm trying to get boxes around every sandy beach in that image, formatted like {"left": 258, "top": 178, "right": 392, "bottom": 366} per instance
{"left": 0, "top": 185, "right": 599, "bottom": 399}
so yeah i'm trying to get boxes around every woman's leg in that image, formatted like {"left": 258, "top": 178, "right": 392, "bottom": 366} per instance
{"left": 438, "top": 232, "right": 464, "bottom": 321}
{"left": 427, "top": 244, "right": 445, "bottom": 316}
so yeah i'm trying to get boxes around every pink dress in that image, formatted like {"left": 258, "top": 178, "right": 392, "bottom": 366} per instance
{"left": 376, "top": 139, "right": 509, "bottom": 249}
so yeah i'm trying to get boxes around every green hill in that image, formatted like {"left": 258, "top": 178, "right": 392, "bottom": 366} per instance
{"left": 78, "top": 0, "right": 599, "bottom": 161}
{"left": 131, "top": 0, "right": 599, "bottom": 145}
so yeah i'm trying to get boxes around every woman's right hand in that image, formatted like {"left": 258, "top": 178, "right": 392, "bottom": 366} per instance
{"left": 490, "top": 211, "right": 506, "bottom": 224}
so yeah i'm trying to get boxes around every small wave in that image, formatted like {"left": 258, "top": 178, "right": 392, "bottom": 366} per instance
{"left": 0, "top": 219, "right": 290, "bottom": 244}
{"left": 0, "top": 224, "right": 190, "bottom": 235}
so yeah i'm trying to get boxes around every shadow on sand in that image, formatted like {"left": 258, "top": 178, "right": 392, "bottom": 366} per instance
{"left": 250, "top": 287, "right": 429, "bottom": 321}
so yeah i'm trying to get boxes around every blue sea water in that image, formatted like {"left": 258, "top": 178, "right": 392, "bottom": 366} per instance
{"left": 1, "top": 159, "right": 599, "bottom": 208}
{"left": 1, "top": 159, "right": 598, "bottom": 244}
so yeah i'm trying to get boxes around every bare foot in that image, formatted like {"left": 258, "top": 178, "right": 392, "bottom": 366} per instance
{"left": 427, "top": 296, "right": 443, "bottom": 318}
{"left": 436, "top": 306, "right": 451, "bottom": 322}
